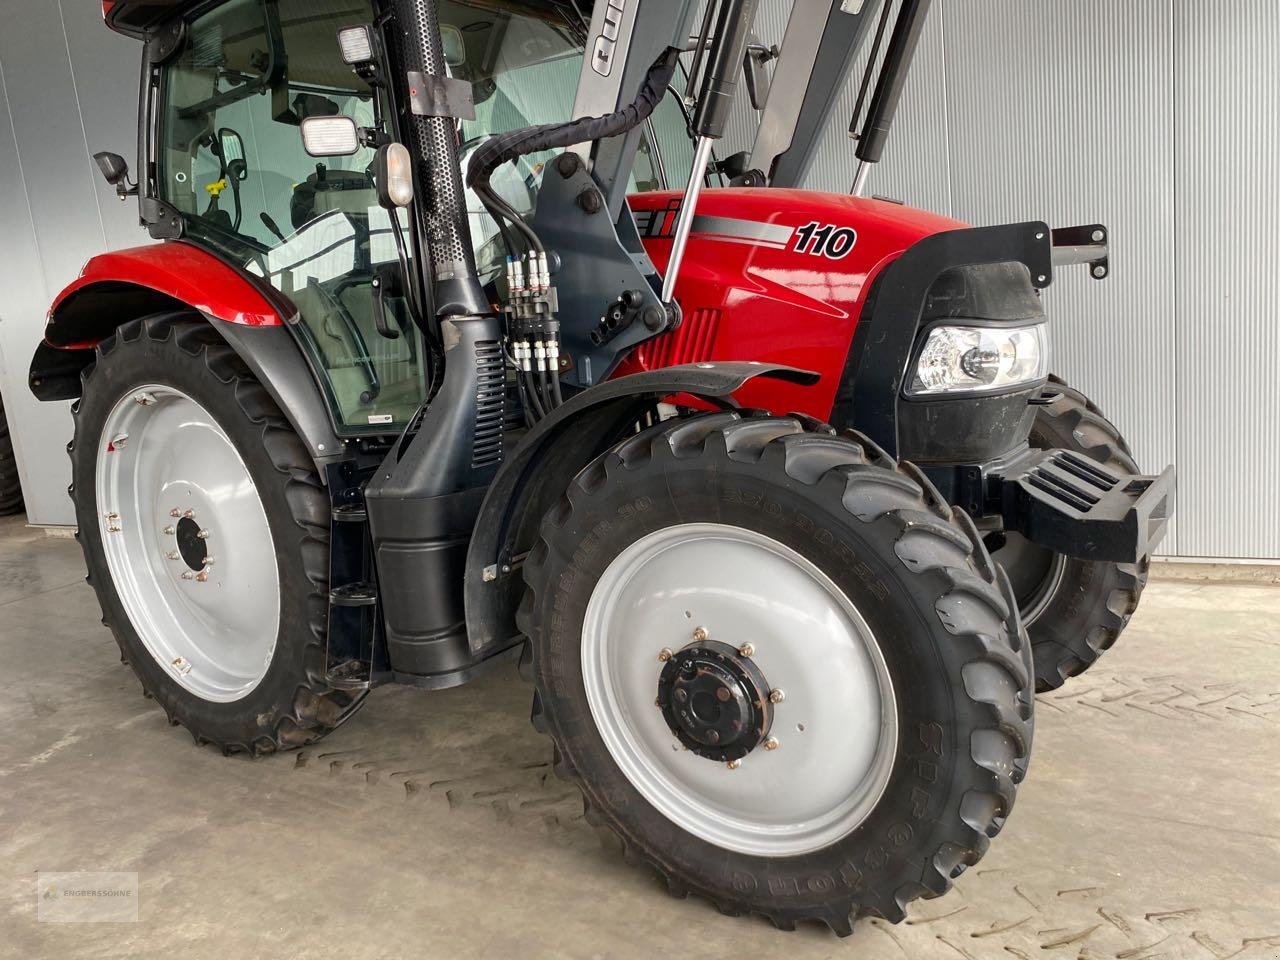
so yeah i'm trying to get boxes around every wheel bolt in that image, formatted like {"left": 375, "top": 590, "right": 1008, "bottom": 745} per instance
{"left": 658, "top": 647, "right": 673, "bottom": 662}
{"left": 169, "top": 509, "right": 181, "bottom": 518}
{"left": 180, "top": 571, "right": 194, "bottom": 581}
{"left": 197, "top": 530, "right": 210, "bottom": 540}
{"left": 163, "top": 526, "right": 175, "bottom": 536}
{"left": 195, "top": 571, "right": 209, "bottom": 583}
{"left": 166, "top": 551, "right": 180, "bottom": 561}
{"left": 726, "top": 759, "right": 741, "bottom": 770}
{"left": 182, "top": 509, "right": 195, "bottom": 519}
{"left": 763, "top": 737, "right": 780, "bottom": 751}
{"left": 738, "top": 643, "right": 755, "bottom": 658}
{"left": 769, "top": 689, "right": 785, "bottom": 704}
{"left": 692, "top": 626, "right": 708, "bottom": 642}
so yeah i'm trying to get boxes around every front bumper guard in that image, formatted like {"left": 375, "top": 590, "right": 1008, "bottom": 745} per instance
{"left": 992, "top": 449, "right": 1175, "bottom": 564}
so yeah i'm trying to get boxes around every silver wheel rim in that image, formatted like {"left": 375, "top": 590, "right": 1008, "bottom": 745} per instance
{"left": 94, "top": 385, "right": 280, "bottom": 702}
{"left": 581, "top": 523, "right": 898, "bottom": 857}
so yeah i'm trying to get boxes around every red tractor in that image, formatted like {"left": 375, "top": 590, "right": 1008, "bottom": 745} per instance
{"left": 28, "top": 0, "right": 1173, "bottom": 935}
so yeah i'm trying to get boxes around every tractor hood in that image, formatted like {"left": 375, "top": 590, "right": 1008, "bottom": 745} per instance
{"left": 621, "top": 187, "right": 966, "bottom": 418}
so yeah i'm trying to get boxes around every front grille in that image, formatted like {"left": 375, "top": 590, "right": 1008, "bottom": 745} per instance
{"left": 638, "top": 308, "right": 721, "bottom": 367}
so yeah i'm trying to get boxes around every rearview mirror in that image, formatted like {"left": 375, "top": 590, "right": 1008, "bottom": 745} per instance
{"left": 300, "top": 116, "right": 360, "bottom": 157}
{"left": 743, "top": 35, "right": 776, "bottom": 111}
{"left": 92, "top": 151, "right": 137, "bottom": 199}
{"left": 93, "top": 151, "right": 129, "bottom": 186}
{"left": 440, "top": 25, "right": 466, "bottom": 68}
{"left": 217, "top": 128, "right": 248, "bottom": 181}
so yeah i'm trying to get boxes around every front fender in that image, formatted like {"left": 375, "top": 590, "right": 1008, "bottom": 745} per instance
{"left": 463, "top": 362, "right": 820, "bottom": 656}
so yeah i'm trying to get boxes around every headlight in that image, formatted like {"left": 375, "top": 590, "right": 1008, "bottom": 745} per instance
{"left": 908, "top": 323, "right": 1049, "bottom": 396}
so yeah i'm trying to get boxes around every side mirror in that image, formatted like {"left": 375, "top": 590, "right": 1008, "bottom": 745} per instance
{"left": 440, "top": 25, "right": 466, "bottom": 68}
{"left": 742, "top": 35, "right": 777, "bottom": 111}
{"left": 92, "top": 151, "right": 137, "bottom": 199}
{"left": 300, "top": 116, "right": 361, "bottom": 157}
{"left": 217, "top": 128, "right": 248, "bottom": 181}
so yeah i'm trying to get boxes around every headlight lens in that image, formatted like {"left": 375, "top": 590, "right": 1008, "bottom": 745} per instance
{"left": 908, "top": 323, "right": 1049, "bottom": 396}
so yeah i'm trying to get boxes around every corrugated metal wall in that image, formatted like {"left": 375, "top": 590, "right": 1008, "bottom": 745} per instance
{"left": 0, "top": 0, "right": 1276, "bottom": 559}
{"left": 0, "top": 0, "right": 142, "bottom": 527}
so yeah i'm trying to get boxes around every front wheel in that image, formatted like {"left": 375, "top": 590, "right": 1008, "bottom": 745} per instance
{"left": 71, "top": 314, "right": 363, "bottom": 754}
{"left": 520, "top": 412, "right": 1033, "bottom": 934}
{"left": 993, "top": 375, "right": 1148, "bottom": 691}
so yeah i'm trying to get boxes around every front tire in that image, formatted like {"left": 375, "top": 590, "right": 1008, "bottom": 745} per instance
{"left": 520, "top": 412, "right": 1033, "bottom": 934}
{"left": 71, "top": 314, "right": 363, "bottom": 754}
{"left": 993, "top": 375, "right": 1148, "bottom": 691}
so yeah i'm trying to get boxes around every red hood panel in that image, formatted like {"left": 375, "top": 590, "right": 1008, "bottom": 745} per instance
{"left": 621, "top": 188, "right": 965, "bottom": 418}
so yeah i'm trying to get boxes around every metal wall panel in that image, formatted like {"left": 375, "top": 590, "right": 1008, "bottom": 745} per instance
{"left": 0, "top": 0, "right": 1274, "bottom": 558}
{"left": 939, "top": 0, "right": 1180, "bottom": 554}
{"left": 1173, "top": 1, "right": 1280, "bottom": 559}
{"left": 0, "top": 1, "right": 143, "bottom": 526}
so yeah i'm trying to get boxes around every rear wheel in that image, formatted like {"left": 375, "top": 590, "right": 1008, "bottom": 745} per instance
{"left": 71, "top": 314, "right": 364, "bottom": 754}
{"left": 0, "top": 393, "right": 23, "bottom": 516}
{"left": 520, "top": 412, "right": 1033, "bottom": 934}
{"left": 993, "top": 375, "right": 1148, "bottom": 691}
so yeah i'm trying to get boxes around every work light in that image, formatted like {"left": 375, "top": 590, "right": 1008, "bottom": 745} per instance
{"left": 908, "top": 323, "right": 1048, "bottom": 396}
{"left": 300, "top": 116, "right": 361, "bottom": 157}
{"left": 337, "top": 25, "right": 376, "bottom": 65}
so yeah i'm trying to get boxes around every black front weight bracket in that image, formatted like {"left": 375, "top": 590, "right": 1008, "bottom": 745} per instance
{"left": 940, "top": 448, "right": 1176, "bottom": 564}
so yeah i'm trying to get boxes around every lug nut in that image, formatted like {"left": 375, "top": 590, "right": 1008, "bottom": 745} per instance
{"left": 726, "top": 759, "right": 741, "bottom": 770}
{"left": 163, "top": 525, "right": 175, "bottom": 536}
{"left": 769, "top": 689, "right": 785, "bottom": 704}
{"left": 738, "top": 643, "right": 755, "bottom": 658}
{"left": 692, "top": 626, "right": 708, "bottom": 642}
{"left": 166, "top": 551, "right": 180, "bottom": 561}
{"left": 180, "top": 571, "right": 194, "bottom": 581}
{"left": 195, "top": 571, "right": 209, "bottom": 583}
{"left": 658, "top": 647, "right": 673, "bottom": 662}
{"left": 197, "top": 530, "right": 210, "bottom": 540}
{"left": 182, "top": 509, "right": 195, "bottom": 519}
{"left": 170, "top": 508, "right": 181, "bottom": 518}
{"left": 105, "top": 512, "right": 119, "bottom": 522}
{"left": 763, "top": 737, "right": 780, "bottom": 751}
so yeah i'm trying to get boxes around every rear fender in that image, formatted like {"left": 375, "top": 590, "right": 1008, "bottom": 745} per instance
{"left": 463, "top": 362, "right": 820, "bottom": 657}
{"left": 30, "top": 242, "right": 341, "bottom": 468}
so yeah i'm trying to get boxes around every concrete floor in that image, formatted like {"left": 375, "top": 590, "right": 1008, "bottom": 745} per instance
{"left": 1, "top": 513, "right": 1278, "bottom": 959}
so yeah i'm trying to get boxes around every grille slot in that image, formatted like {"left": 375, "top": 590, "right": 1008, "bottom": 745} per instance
{"left": 472, "top": 339, "right": 505, "bottom": 468}
{"left": 638, "top": 308, "right": 722, "bottom": 367}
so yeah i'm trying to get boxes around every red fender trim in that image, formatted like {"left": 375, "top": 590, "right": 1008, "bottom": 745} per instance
{"left": 45, "top": 241, "right": 289, "bottom": 349}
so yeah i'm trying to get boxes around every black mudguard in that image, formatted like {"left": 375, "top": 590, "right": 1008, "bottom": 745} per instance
{"left": 463, "top": 362, "right": 820, "bottom": 657}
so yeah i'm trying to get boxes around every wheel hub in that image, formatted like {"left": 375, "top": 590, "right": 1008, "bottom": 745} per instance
{"left": 174, "top": 516, "right": 209, "bottom": 571}
{"left": 657, "top": 640, "right": 773, "bottom": 761}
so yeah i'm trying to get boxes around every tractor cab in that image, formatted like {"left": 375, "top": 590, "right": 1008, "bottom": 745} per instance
{"left": 135, "top": 0, "right": 721, "bottom": 438}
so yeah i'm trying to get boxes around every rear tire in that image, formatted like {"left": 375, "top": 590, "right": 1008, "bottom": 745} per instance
{"left": 993, "top": 375, "right": 1148, "bottom": 692}
{"left": 0, "top": 393, "right": 24, "bottom": 516}
{"left": 520, "top": 412, "right": 1033, "bottom": 934}
{"left": 71, "top": 313, "right": 364, "bottom": 754}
